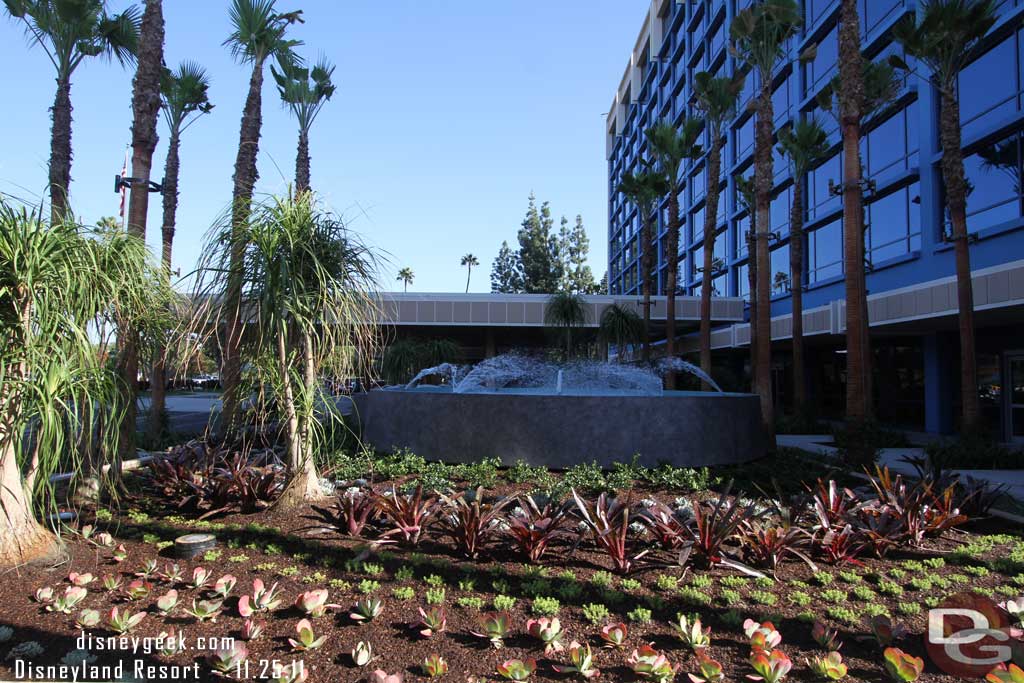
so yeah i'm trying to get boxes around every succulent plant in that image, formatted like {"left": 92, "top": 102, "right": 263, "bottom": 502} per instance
{"left": 156, "top": 589, "right": 179, "bottom": 614}
{"left": 987, "top": 663, "right": 1024, "bottom": 683}
{"left": 368, "top": 670, "right": 404, "bottom": 683}
{"left": 238, "top": 579, "right": 283, "bottom": 616}
{"left": 101, "top": 575, "right": 122, "bottom": 592}
{"left": 350, "top": 597, "right": 384, "bottom": 622}
{"left": 209, "top": 642, "right": 249, "bottom": 675}
{"left": 883, "top": 648, "right": 923, "bottom": 682}
{"left": 47, "top": 586, "right": 87, "bottom": 613}
{"left": 552, "top": 641, "right": 600, "bottom": 679}
{"left": 599, "top": 622, "right": 628, "bottom": 649}
{"left": 135, "top": 560, "right": 159, "bottom": 579}
{"left": 628, "top": 644, "right": 677, "bottom": 683}
{"left": 687, "top": 655, "right": 725, "bottom": 683}
{"left": 75, "top": 609, "right": 101, "bottom": 628}
{"left": 271, "top": 661, "right": 309, "bottom": 683}
{"left": 1001, "top": 599, "right": 1024, "bottom": 628}
{"left": 413, "top": 606, "right": 447, "bottom": 638}
{"left": 288, "top": 619, "right": 326, "bottom": 651}
{"left": 867, "top": 615, "right": 909, "bottom": 648}
{"left": 34, "top": 587, "right": 54, "bottom": 604}
{"left": 61, "top": 649, "right": 97, "bottom": 666}
{"left": 93, "top": 532, "right": 114, "bottom": 548}
{"left": 241, "top": 618, "right": 266, "bottom": 641}
{"left": 352, "top": 641, "right": 375, "bottom": 666}
{"left": 0, "top": 627, "right": 12, "bottom": 644}
{"left": 744, "top": 620, "right": 782, "bottom": 655}
{"left": 68, "top": 572, "right": 94, "bottom": 586}
{"left": 294, "top": 589, "right": 338, "bottom": 618}
{"left": 159, "top": 562, "right": 185, "bottom": 584}
{"left": 526, "top": 617, "right": 564, "bottom": 655}
{"left": 422, "top": 654, "right": 449, "bottom": 678}
{"left": 111, "top": 544, "right": 127, "bottom": 562}
{"left": 811, "top": 621, "right": 842, "bottom": 651}
{"left": 124, "top": 580, "right": 151, "bottom": 601}
{"left": 748, "top": 649, "right": 792, "bottom": 683}
{"left": 676, "top": 614, "right": 712, "bottom": 653}
{"left": 184, "top": 598, "right": 223, "bottom": 622}
{"left": 156, "top": 631, "right": 184, "bottom": 657}
{"left": 496, "top": 658, "right": 537, "bottom": 681}
{"left": 472, "top": 612, "right": 512, "bottom": 648}
{"left": 213, "top": 574, "right": 237, "bottom": 599}
{"left": 191, "top": 567, "right": 211, "bottom": 589}
{"left": 5, "top": 641, "right": 44, "bottom": 661}
{"left": 107, "top": 607, "right": 146, "bottom": 634}
{"left": 807, "top": 651, "right": 848, "bottom": 680}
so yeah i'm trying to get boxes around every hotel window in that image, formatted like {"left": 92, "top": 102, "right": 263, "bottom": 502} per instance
{"left": 770, "top": 244, "right": 791, "bottom": 294}
{"left": 867, "top": 182, "right": 921, "bottom": 263}
{"left": 771, "top": 186, "right": 792, "bottom": 236}
{"left": 808, "top": 152, "right": 841, "bottom": 221}
{"left": 958, "top": 29, "right": 1023, "bottom": 139}
{"left": 708, "top": 18, "right": 725, "bottom": 60}
{"left": 864, "top": 101, "right": 919, "bottom": 180}
{"left": 734, "top": 115, "right": 755, "bottom": 163}
{"left": 691, "top": 205, "right": 706, "bottom": 245}
{"left": 734, "top": 212, "right": 752, "bottom": 258}
{"left": 862, "top": 0, "right": 902, "bottom": 37}
{"left": 809, "top": 216, "right": 843, "bottom": 283}
{"left": 803, "top": 23, "right": 838, "bottom": 98}
{"left": 738, "top": 263, "right": 751, "bottom": 300}
{"left": 773, "top": 76, "right": 792, "bottom": 127}
{"left": 805, "top": 0, "right": 838, "bottom": 29}
{"left": 948, "top": 130, "right": 1024, "bottom": 234}
{"left": 712, "top": 272, "right": 727, "bottom": 297}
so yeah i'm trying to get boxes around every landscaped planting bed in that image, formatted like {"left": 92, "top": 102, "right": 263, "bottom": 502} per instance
{"left": 1, "top": 452, "right": 1022, "bottom": 682}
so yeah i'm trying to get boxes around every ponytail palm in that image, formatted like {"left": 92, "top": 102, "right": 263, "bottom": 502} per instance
{"left": 599, "top": 304, "right": 643, "bottom": 361}
{"left": 545, "top": 291, "right": 588, "bottom": 360}
{"left": 272, "top": 55, "right": 336, "bottom": 193}
{"left": 694, "top": 72, "right": 743, "bottom": 389}
{"left": 3, "top": 0, "right": 140, "bottom": 223}
{"left": 192, "top": 193, "right": 381, "bottom": 507}
{"left": 777, "top": 120, "right": 829, "bottom": 414}
{"left": 891, "top": 0, "right": 998, "bottom": 433}
{"left": 221, "top": 0, "right": 303, "bottom": 433}
{"left": 645, "top": 119, "right": 703, "bottom": 383}
{"left": 618, "top": 170, "right": 669, "bottom": 363}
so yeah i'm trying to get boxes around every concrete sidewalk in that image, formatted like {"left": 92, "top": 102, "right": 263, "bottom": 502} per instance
{"left": 778, "top": 434, "right": 1024, "bottom": 504}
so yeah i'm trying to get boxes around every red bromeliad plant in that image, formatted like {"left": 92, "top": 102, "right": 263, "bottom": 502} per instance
{"left": 572, "top": 490, "right": 648, "bottom": 575}
{"left": 819, "top": 524, "right": 866, "bottom": 566}
{"left": 438, "top": 487, "right": 512, "bottom": 558}
{"left": 312, "top": 487, "right": 378, "bottom": 537}
{"left": 637, "top": 501, "right": 691, "bottom": 550}
{"left": 806, "top": 479, "right": 858, "bottom": 531}
{"left": 738, "top": 521, "right": 817, "bottom": 573}
{"left": 374, "top": 484, "right": 439, "bottom": 547}
{"left": 506, "top": 495, "right": 573, "bottom": 562}
{"left": 686, "top": 485, "right": 764, "bottom": 575}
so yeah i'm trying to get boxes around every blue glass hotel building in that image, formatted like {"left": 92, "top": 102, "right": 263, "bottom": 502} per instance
{"left": 606, "top": 0, "right": 1024, "bottom": 440}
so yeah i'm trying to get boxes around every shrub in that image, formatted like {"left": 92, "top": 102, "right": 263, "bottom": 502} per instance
{"left": 627, "top": 606, "right": 652, "bottom": 624}
{"left": 821, "top": 589, "right": 847, "bottom": 604}
{"left": 620, "top": 578, "right": 642, "bottom": 592}
{"left": 789, "top": 591, "right": 812, "bottom": 607}
{"left": 425, "top": 588, "right": 445, "bottom": 605}
{"left": 749, "top": 590, "right": 778, "bottom": 606}
{"left": 678, "top": 587, "right": 712, "bottom": 607}
{"left": 493, "top": 595, "right": 516, "bottom": 611}
{"left": 392, "top": 586, "right": 414, "bottom": 600}
{"left": 582, "top": 603, "right": 610, "bottom": 624}
{"left": 590, "top": 571, "right": 614, "bottom": 588}
{"left": 719, "top": 589, "right": 742, "bottom": 605}
{"left": 655, "top": 575, "right": 679, "bottom": 592}
{"left": 897, "top": 602, "right": 921, "bottom": 616}
{"left": 457, "top": 596, "right": 485, "bottom": 610}
{"left": 531, "top": 596, "right": 560, "bottom": 616}
{"left": 826, "top": 606, "right": 860, "bottom": 625}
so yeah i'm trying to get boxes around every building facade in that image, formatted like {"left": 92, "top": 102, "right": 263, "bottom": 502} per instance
{"left": 606, "top": 0, "right": 1024, "bottom": 440}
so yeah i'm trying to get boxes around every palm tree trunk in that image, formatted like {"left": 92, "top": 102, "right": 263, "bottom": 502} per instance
{"left": 0, "top": 437, "right": 61, "bottom": 567}
{"left": 49, "top": 71, "right": 73, "bottom": 223}
{"left": 278, "top": 330, "right": 324, "bottom": 508}
{"left": 747, "top": 230, "right": 758, "bottom": 392}
{"left": 295, "top": 128, "right": 310, "bottom": 193}
{"left": 754, "top": 81, "right": 776, "bottom": 448}
{"left": 939, "top": 91, "right": 980, "bottom": 432}
{"left": 222, "top": 59, "right": 267, "bottom": 434}
{"left": 665, "top": 186, "right": 681, "bottom": 386}
{"left": 790, "top": 181, "right": 807, "bottom": 413}
{"left": 699, "top": 133, "right": 724, "bottom": 390}
{"left": 148, "top": 127, "right": 181, "bottom": 445}
{"left": 838, "top": 0, "right": 870, "bottom": 425}
{"left": 640, "top": 212, "right": 654, "bottom": 363}
{"left": 117, "top": 0, "right": 165, "bottom": 468}
{"left": 465, "top": 266, "right": 471, "bottom": 293}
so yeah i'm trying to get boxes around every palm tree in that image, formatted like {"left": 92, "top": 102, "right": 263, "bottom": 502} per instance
{"left": 220, "top": 0, "right": 303, "bottom": 433}
{"left": 645, "top": 118, "right": 703, "bottom": 385}
{"left": 397, "top": 267, "right": 415, "bottom": 292}
{"left": 461, "top": 253, "right": 479, "bottom": 293}
{"left": 891, "top": 0, "right": 998, "bottom": 434}
{"left": 618, "top": 170, "right": 670, "bottom": 362}
{"left": 693, "top": 72, "right": 744, "bottom": 390}
{"left": 777, "top": 119, "right": 829, "bottom": 415}
{"left": 147, "top": 61, "right": 213, "bottom": 443}
{"left": 192, "top": 193, "right": 381, "bottom": 507}
{"left": 4, "top": 0, "right": 140, "bottom": 223}
{"left": 599, "top": 303, "right": 643, "bottom": 361}
{"left": 115, "top": 0, "right": 164, "bottom": 465}
{"left": 545, "top": 290, "right": 588, "bottom": 360}
{"left": 730, "top": 0, "right": 802, "bottom": 447}
{"left": 272, "top": 54, "right": 336, "bottom": 193}
{"left": 736, "top": 174, "right": 758, "bottom": 390}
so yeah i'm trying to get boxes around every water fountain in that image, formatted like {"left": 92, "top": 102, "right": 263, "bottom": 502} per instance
{"left": 356, "top": 353, "right": 764, "bottom": 467}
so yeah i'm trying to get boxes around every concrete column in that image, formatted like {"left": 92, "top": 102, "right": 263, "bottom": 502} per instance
{"left": 923, "top": 332, "right": 955, "bottom": 435}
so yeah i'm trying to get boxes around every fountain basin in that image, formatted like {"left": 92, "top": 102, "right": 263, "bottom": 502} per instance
{"left": 353, "top": 388, "right": 765, "bottom": 468}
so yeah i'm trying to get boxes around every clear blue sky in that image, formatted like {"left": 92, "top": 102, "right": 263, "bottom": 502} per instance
{"left": 0, "top": 0, "right": 647, "bottom": 293}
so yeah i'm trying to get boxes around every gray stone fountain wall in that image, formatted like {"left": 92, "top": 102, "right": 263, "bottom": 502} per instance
{"left": 352, "top": 389, "right": 764, "bottom": 468}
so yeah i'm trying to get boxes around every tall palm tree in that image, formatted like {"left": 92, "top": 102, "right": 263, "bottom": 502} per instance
{"left": 730, "top": 0, "right": 802, "bottom": 447}
{"left": 736, "top": 174, "right": 758, "bottom": 390}
{"left": 396, "top": 267, "right": 414, "bottom": 292}
{"left": 272, "top": 54, "right": 336, "bottom": 193}
{"left": 147, "top": 61, "right": 213, "bottom": 443}
{"left": 645, "top": 118, "right": 703, "bottom": 386}
{"left": 693, "top": 72, "right": 744, "bottom": 390}
{"left": 545, "top": 290, "right": 588, "bottom": 360}
{"left": 618, "top": 170, "right": 670, "bottom": 362}
{"left": 114, "top": 0, "right": 164, "bottom": 468}
{"left": 461, "top": 253, "right": 479, "bottom": 293}
{"left": 817, "top": 57, "right": 901, "bottom": 434}
{"left": 892, "top": 0, "right": 998, "bottom": 434}
{"left": 599, "top": 303, "right": 643, "bottom": 361}
{"left": 220, "top": 0, "right": 303, "bottom": 433}
{"left": 777, "top": 119, "right": 829, "bottom": 415}
{"left": 4, "top": 0, "right": 140, "bottom": 223}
